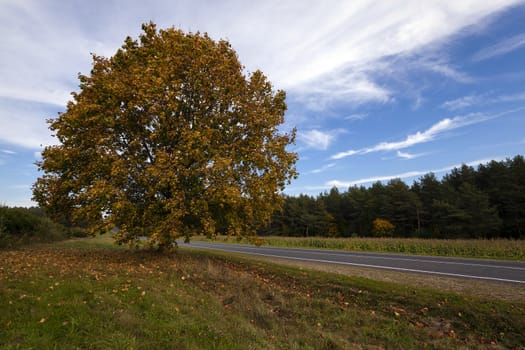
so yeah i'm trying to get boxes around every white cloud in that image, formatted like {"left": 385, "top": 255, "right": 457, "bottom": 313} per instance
{"left": 345, "top": 113, "right": 368, "bottom": 121}
{"left": 331, "top": 149, "right": 360, "bottom": 160}
{"left": 472, "top": 32, "right": 525, "bottom": 61}
{"left": 442, "top": 94, "right": 485, "bottom": 110}
{"left": 298, "top": 129, "right": 337, "bottom": 150}
{"left": 425, "top": 62, "right": 473, "bottom": 83}
{"left": 442, "top": 91, "right": 525, "bottom": 110}
{"left": 291, "top": 65, "right": 393, "bottom": 109}
{"left": 2, "top": 1, "right": 520, "bottom": 106}
{"left": 396, "top": 150, "right": 420, "bottom": 159}
{"left": 310, "top": 163, "right": 336, "bottom": 174}
{"left": 0, "top": 0, "right": 521, "bottom": 149}
{"left": 0, "top": 101, "right": 58, "bottom": 149}
{"left": 331, "top": 112, "right": 503, "bottom": 160}
{"left": 327, "top": 157, "right": 505, "bottom": 187}
{"left": 1, "top": 149, "right": 16, "bottom": 154}
{"left": 328, "top": 171, "right": 427, "bottom": 187}
{"left": 256, "top": 1, "right": 519, "bottom": 89}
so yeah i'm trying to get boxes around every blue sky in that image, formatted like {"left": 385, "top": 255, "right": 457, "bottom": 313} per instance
{"left": 1, "top": 0, "right": 525, "bottom": 206}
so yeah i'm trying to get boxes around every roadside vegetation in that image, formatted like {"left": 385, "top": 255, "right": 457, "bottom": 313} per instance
{"left": 0, "top": 206, "right": 79, "bottom": 248}
{"left": 199, "top": 235, "right": 525, "bottom": 261}
{"left": 1, "top": 235, "right": 524, "bottom": 349}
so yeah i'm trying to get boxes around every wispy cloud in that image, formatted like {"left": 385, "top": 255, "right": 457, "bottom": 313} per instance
{"left": 345, "top": 113, "right": 368, "bottom": 121}
{"left": 292, "top": 66, "right": 393, "bottom": 110}
{"left": 298, "top": 129, "right": 346, "bottom": 150}
{"left": 0, "top": 0, "right": 522, "bottom": 151}
{"left": 396, "top": 150, "right": 422, "bottom": 159}
{"left": 327, "top": 157, "right": 504, "bottom": 187}
{"left": 418, "top": 58, "right": 474, "bottom": 83}
{"left": 0, "top": 99, "right": 58, "bottom": 149}
{"left": 442, "top": 94, "right": 486, "bottom": 111}
{"left": 1, "top": 1, "right": 519, "bottom": 109}
{"left": 331, "top": 112, "right": 496, "bottom": 160}
{"left": 309, "top": 163, "right": 336, "bottom": 174}
{"left": 442, "top": 91, "right": 525, "bottom": 110}
{"left": 1, "top": 149, "right": 16, "bottom": 154}
{"left": 472, "top": 32, "right": 525, "bottom": 61}
{"left": 298, "top": 130, "right": 334, "bottom": 150}
{"left": 328, "top": 171, "right": 428, "bottom": 187}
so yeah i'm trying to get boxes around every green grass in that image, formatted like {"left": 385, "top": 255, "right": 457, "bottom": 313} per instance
{"left": 1, "top": 235, "right": 524, "bottom": 349}
{"left": 198, "top": 235, "right": 525, "bottom": 260}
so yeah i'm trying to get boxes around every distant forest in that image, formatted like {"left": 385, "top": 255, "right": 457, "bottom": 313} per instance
{"left": 262, "top": 155, "right": 525, "bottom": 239}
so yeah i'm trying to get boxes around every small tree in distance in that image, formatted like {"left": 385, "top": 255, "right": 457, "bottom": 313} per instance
{"left": 33, "top": 22, "right": 297, "bottom": 250}
{"left": 371, "top": 218, "right": 395, "bottom": 237}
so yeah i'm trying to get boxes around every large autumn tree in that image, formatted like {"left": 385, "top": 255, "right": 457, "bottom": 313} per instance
{"left": 33, "top": 23, "right": 297, "bottom": 249}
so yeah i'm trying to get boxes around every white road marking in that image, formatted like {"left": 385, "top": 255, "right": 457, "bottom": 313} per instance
{"left": 188, "top": 243, "right": 525, "bottom": 284}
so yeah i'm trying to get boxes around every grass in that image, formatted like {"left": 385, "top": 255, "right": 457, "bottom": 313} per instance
{"left": 1, "top": 235, "right": 524, "bottom": 349}
{"left": 197, "top": 235, "right": 525, "bottom": 261}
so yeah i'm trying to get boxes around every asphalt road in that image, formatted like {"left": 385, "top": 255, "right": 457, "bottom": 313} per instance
{"left": 184, "top": 241, "right": 525, "bottom": 284}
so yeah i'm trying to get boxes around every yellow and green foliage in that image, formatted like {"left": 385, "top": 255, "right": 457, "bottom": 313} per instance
{"left": 33, "top": 22, "right": 297, "bottom": 248}
{"left": 372, "top": 218, "right": 395, "bottom": 237}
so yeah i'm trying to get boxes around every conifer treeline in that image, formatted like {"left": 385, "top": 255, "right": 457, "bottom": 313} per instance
{"left": 263, "top": 155, "right": 525, "bottom": 238}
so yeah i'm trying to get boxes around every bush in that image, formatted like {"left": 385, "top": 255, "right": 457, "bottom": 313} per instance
{"left": 0, "top": 206, "right": 69, "bottom": 247}
{"left": 371, "top": 218, "right": 395, "bottom": 237}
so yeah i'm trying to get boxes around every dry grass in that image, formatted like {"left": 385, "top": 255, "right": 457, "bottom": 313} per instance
{"left": 239, "top": 253, "right": 525, "bottom": 302}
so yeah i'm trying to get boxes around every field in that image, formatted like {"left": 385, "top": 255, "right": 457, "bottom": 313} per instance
{"left": 198, "top": 235, "right": 525, "bottom": 261}
{"left": 1, "top": 235, "right": 524, "bottom": 349}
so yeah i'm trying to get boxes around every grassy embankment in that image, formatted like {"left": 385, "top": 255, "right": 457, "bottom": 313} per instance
{"left": 197, "top": 235, "right": 525, "bottom": 261}
{"left": 1, "top": 234, "right": 524, "bottom": 349}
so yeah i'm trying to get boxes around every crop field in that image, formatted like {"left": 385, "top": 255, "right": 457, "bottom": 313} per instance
{"left": 1, "top": 235, "right": 524, "bottom": 349}
{"left": 201, "top": 235, "right": 525, "bottom": 261}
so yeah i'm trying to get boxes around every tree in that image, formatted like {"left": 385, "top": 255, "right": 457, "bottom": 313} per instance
{"left": 371, "top": 218, "right": 395, "bottom": 237}
{"left": 455, "top": 183, "right": 501, "bottom": 238}
{"left": 429, "top": 183, "right": 501, "bottom": 238}
{"left": 384, "top": 179, "right": 421, "bottom": 236}
{"left": 33, "top": 23, "right": 297, "bottom": 249}
{"left": 344, "top": 186, "right": 373, "bottom": 236}
{"left": 477, "top": 156, "right": 525, "bottom": 237}
{"left": 412, "top": 173, "right": 444, "bottom": 236}
{"left": 320, "top": 187, "right": 345, "bottom": 236}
